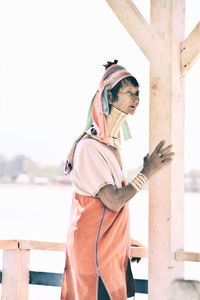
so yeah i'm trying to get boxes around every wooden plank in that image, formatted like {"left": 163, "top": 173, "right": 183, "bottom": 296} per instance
{"left": 105, "top": 0, "right": 163, "bottom": 60}
{"left": 1, "top": 249, "right": 30, "bottom": 300}
{"left": 148, "top": 1, "right": 185, "bottom": 299}
{"left": 19, "top": 240, "right": 66, "bottom": 251}
{"left": 20, "top": 240, "right": 147, "bottom": 256}
{"left": 181, "top": 22, "right": 200, "bottom": 75}
{"left": 175, "top": 251, "right": 200, "bottom": 262}
{"left": 130, "top": 247, "right": 148, "bottom": 258}
{"left": 0, "top": 240, "right": 18, "bottom": 250}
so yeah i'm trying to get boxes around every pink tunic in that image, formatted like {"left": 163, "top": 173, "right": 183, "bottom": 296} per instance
{"left": 61, "top": 139, "right": 135, "bottom": 299}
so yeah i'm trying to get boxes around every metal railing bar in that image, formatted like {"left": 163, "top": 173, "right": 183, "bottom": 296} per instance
{"left": 29, "top": 271, "right": 63, "bottom": 287}
{"left": 29, "top": 271, "right": 148, "bottom": 294}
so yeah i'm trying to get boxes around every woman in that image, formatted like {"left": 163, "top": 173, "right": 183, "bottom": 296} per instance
{"left": 61, "top": 60, "right": 174, "bottom": 300}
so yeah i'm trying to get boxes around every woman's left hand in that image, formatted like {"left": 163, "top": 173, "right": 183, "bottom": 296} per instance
{"left": 130, "top": 238, "right": 145, "bottom": 248}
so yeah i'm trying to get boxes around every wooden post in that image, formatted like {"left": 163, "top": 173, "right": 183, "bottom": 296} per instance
{"left": 149, "top": 1, "right": 185, "bottom": 298}
{"left": 1, "top": 249, "right": 30, "bottom": 300}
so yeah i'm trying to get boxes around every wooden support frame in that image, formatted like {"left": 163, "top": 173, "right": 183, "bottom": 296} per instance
{"left": 0, "top": 240, "right": 199, "bottom": 299}
{"left": 104, "top": 0, "right": 199, "bottom": 298}
{"left": 105, "top": 0, "right": 163, "bottom": 60}
{"left": 181, "top": 22, "right": 200, "bottom": 76}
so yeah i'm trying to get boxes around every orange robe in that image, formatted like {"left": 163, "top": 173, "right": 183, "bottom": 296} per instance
{"left": 61, "top": 139, "right": 135, "bottom": 299}
{"left": 61, "top": 190, "right": 135, "bottom": 299}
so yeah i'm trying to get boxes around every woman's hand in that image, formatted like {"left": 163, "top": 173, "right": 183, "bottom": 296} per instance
{"left": 141, "top": 140, "right": 175, "bottom": 179}
{"left": 130, "top": 238, "right": 145, "bottom": 248}
{"left": 143, "top": 153, "right": 150, "bottom": 169}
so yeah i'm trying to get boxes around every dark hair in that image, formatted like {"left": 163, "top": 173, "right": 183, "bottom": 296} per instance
{"left": 103, "top": 60, "right": 139, "bottom": 102}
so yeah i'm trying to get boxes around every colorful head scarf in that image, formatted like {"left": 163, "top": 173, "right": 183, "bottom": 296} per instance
{"left": 85, "top": 63, "right": 134, "bottom": 145}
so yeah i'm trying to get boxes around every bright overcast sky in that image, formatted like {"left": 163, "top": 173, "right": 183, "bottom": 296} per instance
{"left": 0, "top": 0, "right": 200, "bottom": 173}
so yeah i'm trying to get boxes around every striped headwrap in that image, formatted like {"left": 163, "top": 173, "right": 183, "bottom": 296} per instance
{"left": 85, "top": 63, "right": 133, "bottom": 145}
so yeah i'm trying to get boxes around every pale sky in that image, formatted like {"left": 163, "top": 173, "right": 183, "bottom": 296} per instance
{"left": 0, "top": 0, "right": 200, "bottom": 173}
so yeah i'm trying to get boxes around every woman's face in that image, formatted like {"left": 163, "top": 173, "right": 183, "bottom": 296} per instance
{"left": 110, "top": 81, "right": 140, "bottom": 115}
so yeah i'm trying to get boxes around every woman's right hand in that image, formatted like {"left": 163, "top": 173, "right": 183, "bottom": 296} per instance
{"left": 141, "top": 140, "right": 175, "bottom": 179}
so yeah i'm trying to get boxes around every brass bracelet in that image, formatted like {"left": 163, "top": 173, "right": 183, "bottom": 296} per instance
{"left": 129, "top": 173, "right": 147, "bottom": 193}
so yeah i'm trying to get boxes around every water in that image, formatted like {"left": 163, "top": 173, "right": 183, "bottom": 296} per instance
{"left": 0, "top": 184, "right": 199, "bottom": 299}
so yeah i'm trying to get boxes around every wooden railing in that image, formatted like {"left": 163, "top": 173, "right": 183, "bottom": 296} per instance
{"left": 0, "top": 240, "right": 199, "bottom": 300}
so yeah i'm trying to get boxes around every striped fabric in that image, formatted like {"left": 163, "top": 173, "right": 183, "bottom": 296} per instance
{"left": 85, "top": 64, "right": 133, "bottom": 145}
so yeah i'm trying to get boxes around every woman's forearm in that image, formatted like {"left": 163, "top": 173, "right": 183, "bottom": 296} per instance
{"left": 98, "top": 140, "right": 174, "bottom": 212}
{"left": 98, "top": 183, "right": 138, "bottom": 212}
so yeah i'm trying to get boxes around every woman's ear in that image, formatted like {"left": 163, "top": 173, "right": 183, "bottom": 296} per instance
{"left": 107, "top": 90, "right": 113, "bottom": 103}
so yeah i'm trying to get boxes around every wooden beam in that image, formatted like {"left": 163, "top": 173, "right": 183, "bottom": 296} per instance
{"left": 181, "top": 22, "right": 200, "bottom": 76}
{"left": 0, "top": 240, "right": 18, "bottom": 250}
{"left": 1, "top": 249, "right": 30, "bottom": 300}
{"left": 105, "top": 0, "right": 163, "bottom": 60}
{"left": 130, "top": 246, "right": 148, "bottom": 258}
{"left": 175, "top": 250, "right": 200, "bottom": 262}
{"left": 19, "top": 240, "right": 66, "bottom": 251}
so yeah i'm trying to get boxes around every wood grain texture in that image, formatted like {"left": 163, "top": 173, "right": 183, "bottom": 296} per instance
{"left": 19, "top": 240, "right": 66, "bottom": 251}
{"left": 181, "top": 22, "right": 200, "bottom": 75}
{"left": 1, "top": 249, "right": 30, "bottom": 300}
{"left": 175, "top": 251, "right": 200, "bottom": 262}
{"left": 0, "top": 240, "right": 18, "bottom": 250}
